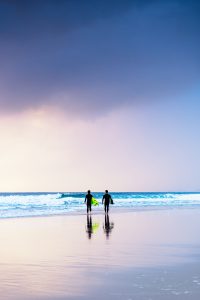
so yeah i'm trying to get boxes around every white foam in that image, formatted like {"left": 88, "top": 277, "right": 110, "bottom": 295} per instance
{"left": 0, "top": 192, "right": 200, "bottom": 218}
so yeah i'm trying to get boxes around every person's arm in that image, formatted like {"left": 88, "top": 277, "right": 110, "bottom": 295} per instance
{"left": 85, "top": 196, "right": 87, "bottom": 203}
{"left": 102, "top": 195, "right": 104, "bottom": 204}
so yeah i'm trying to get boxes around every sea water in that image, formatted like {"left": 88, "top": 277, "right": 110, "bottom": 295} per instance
{"left": 0, "top": 192, "right": 200, "bottom": 218}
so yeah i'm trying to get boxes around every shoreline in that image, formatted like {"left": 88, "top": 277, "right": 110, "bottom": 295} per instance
{"left": 1, "top": 204, "right": 200, "bottom": 221}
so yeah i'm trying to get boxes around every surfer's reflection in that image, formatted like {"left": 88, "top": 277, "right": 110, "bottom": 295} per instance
{"left": 103, "top": 214, "right": 114, "bottom": 239}
{"left": 86, "top": 215, "right": 93, "bottom": 239}
{"left": 85, "top": 215, "right": 99, "bottom": 239}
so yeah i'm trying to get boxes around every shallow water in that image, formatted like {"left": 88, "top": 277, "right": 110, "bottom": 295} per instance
{"left": 0, "top": 209, "right": 200, "bottom": 299}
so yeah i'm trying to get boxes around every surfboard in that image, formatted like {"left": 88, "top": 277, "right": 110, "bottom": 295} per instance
{"left": 92, "top": 197, "right": 99, "bottom": 206}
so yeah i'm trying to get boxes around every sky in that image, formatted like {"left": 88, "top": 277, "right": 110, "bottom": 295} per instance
{"left": 0, "top": 0, "right": 199, "bottom": 192}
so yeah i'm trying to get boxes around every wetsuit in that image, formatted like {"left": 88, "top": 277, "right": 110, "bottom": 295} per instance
{"left": 85, "top": 194, "right": 92, "bottom": 213}
{"left": 102, "top": 193, "right": 112, "bottom": 213}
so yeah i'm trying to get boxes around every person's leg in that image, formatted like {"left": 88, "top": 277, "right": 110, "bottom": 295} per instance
{"left": 104, "top": 205, "right": 106, "bottom": 213}
{"left": 105, "top": 204, "right": 109, "bottom": 214}
{"left": 89, "top": 203, "right": 92, "bottom": 213}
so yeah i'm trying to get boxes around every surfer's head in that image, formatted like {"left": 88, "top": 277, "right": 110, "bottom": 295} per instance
{"left": 88, "top": 190, "right": 91, "bottom": 194}
{"left": 105, "top": 190, "right": 108, "bottom": 193}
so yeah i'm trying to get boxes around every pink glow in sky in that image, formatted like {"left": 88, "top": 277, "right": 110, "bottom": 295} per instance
{"left": 1, "top": 92, "right": 200, "bottom": 192}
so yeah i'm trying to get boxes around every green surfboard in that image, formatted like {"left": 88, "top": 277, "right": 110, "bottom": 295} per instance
{"left": 92, "top": 197, "right": 99, "bottom": 206}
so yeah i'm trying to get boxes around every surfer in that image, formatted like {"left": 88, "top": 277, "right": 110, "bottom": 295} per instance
{"left": 102, "top": 190, "right": 113, "bottom": 214}
{"left": 85, "top": 190, "right": 93, "bottom": 214}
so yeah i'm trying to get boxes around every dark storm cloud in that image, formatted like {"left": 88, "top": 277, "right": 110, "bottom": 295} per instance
{"left": 0, "top": 0, "right": 147, "bottom": 37}
{"left": 0, "top": 0, "right": 199, "bottom": 115}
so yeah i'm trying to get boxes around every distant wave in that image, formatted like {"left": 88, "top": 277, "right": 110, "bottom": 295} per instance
{"left": 0, "top": 192, "right": 200, "bottom": 218}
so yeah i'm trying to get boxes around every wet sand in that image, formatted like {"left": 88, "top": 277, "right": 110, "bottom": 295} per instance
{"left": 0, "top": 208, "right": 200, "bottom": 299}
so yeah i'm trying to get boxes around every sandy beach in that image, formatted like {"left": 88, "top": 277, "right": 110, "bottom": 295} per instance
{"left": 0, "top": 208, "right": 200, "bottom": 299}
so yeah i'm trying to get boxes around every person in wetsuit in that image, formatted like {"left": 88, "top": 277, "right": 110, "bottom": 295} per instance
{"left": 85, "top": 190, "right": 93, "bottom": 214}
{"left": 102, "top": 190, "right": 113, "bottom": 214}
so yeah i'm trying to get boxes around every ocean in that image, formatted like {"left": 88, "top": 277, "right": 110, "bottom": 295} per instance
{"left": 0, "top": 192, "right": 200, "bottom": 218}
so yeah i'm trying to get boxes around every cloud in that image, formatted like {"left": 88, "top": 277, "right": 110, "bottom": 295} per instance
{"left": 0, "top": 0, "right": 142, "bottom": 37}
{"left": 0, "top": 0, "right": 199, "bottom": 116}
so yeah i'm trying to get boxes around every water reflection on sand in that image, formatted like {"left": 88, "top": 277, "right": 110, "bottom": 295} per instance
{"left": 0, "top": 209, "right": 200, "bottom": 299}
{"left": 85, "top": 214, "right": 114, "bottom": 240}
